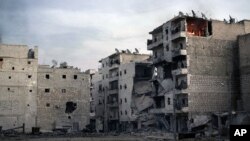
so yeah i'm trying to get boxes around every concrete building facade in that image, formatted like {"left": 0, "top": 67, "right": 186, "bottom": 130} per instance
{"left": 0, "top": 44, "right": 38, "bottom": 132}
{"left": 96, "top": 50, "right": 153, "bottom": 131}
{"left": 37, "top": 65, "right": 90, "bottom": 132}
{"left": 147, "top": 13, "right": 250, "bottom": 134}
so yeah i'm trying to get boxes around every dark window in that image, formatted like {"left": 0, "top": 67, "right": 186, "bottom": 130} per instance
{"left": 124, "top": 84, "right": 127, "bottom": 89}
{"left": 7, "top": 88, "right": 10, "bottom": 91}
{"left": 45, "top": 74, "right": 50, "bottom": 79}
{"left": 166, "top": 45, "right": 169, "bottom": 51}
{"left": 12, "top": 67, "right": 15, "bottom": 70}
{"left": 62, "top": 89, "right": 66, "bottom": 93}
{"left": 74, "top": 75, "right": 77, "bottom": 79}
{"left": 120, "top": 71, "right": 122, "bottom": 76}
{"left": 62, "top": 75, "right": 66, "bottom": 79}
{"left": 29, "top": 90, "right": 32, "bottom": 92}
{"left": 103, "top": 75, "right": 104, "bottom": 80}
{"left": 46, "top": 103, "right": 50, "bottom": 107}
{"left": 0, "top": 58, "right": 3, "bottom": 61}
{"left": 27, "top": 61, "right": 31, "bottom": 64}
{"left": 106, "top": 74, "right": 108, "bottom": 78}
{"left": 125, "top": 98, "right": 127, "bottom": 103}
{"left": 120, "top": 85, "right": 122, "bottom": 89}
{"left": 120, "top": 111, "right": 123, "bottom": 115}
{"left": 125, "top": 110, "right": 127, "bottom": 115}
{"left": 28, "top": 75, "right": 32, "bottom": 78}
{"left": 9, "top": 76, "right": 11, "bottom": 79}
{"left": 45, "top": 88, "right": 50, "bottom": 93}
{"left": 168, "top": 98, "right": 171, "bottom": 105}
{"left": 124, "top": 70, "right": 127, "bottom": 74}
{"left": 154, "top": 52, "right": 157, "bottom": 58}
{"left": 120, "top": 99, "right": 122, "bottom": 104}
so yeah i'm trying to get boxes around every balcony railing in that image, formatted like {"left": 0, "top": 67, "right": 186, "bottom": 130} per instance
{"left": 172, "top": 68, "right": 188, "bottom": 76}
{"left": 109, "top": 89, "right": 118, "bottom": 95}
{"left": 172, "top": 49, "right": 187, "bottom": 58}
{"left": 147, "top": 38, "right": 163, "bottom": 50}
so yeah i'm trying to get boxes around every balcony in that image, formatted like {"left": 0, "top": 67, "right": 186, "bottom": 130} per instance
{"left": 90, "top": 112, "right": 96, "bottom": 117}
{"left": 109, "top": 63, "right": 119, "bottom": 70}
{"left": 149, "top": 107, "right": 173, "bottom": 114}
{"left": 172, "top": 68, "right": 188, "bottom": 76}
{"left": 109, "top": 89, "right": 118, "bottom": 95}
{"left": 108, "top": 102, "right": 118, "bottom": 108}
{"left": 176, "top": 106, "right": 189, "bottom": 113}
{"left": 109, "top": 75, "right": 119, "bottom": 81}
{"left": 171, "top": 31, "right": 186, "bottom": 41}
{"left": 153, "top": 55, "right": 165, "bottom": 65}
{"left": 147, "top": 38, "right": 163, "bottom": 50}
{"left": 172, "top": 49, "right": 187, "bottom": 58}
{"left": 109, "top": 115, "right": 119, "bottom": 120}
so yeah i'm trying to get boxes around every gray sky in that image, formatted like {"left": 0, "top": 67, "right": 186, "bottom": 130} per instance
{"left": 0, "top": 0, "right": 249, "bottom": 70}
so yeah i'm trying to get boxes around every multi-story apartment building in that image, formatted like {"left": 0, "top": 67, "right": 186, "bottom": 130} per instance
{"left": 97, "top": 50, "right": 152, "bottom": 131}
{"left": 147, "top": 13, "right": 250, "bottom": 134}
{"left": 0, "top": 44, "right": 38, "bottom": 132}
{"left": 37, "top": 65, "right": 90, "bottom": 132}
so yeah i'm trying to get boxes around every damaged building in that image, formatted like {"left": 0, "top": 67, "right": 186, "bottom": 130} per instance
{"left": 0, "top": 44, "right": 38, "bottom": 132}
{"left": 91, "top": 50, "right": 154, "bottom": 132}
{"left": 37, "top": 64, "right": 90, "bottom": 132}
{"left": 147, "top": 12, "right": 250, "bottom": 137}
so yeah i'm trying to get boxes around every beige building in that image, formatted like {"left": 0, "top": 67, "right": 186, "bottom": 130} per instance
{"left": 0, "top": 44, "right": 38, "bottom": 132}
{"left": 37, "top": 65, "right": 90, "bottom": 132}
{"left": 147, "top": 13, "right": 250, "bottom": 133}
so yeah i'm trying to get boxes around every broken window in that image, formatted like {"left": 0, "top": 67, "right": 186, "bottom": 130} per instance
{"left": 45, "top": 88, "right": 50, "bottom": 93}
{"left": 65, "top": 101, "right": 77, "bottom": 113}
{"left": 12, "top": 67, "right": 15, "bottom": 70}
{"left": 154, "top": 52, "right": 158, "bottom": 58}
{"left": 62, "top": 75, "right": 66, "bottom": 79}
{"left": 0, "top": 58, "right": 3, "bottom": 69}
{"left": 168, "top": 98, "right": 171, "bottom": 105}
{"left": 109, "top": 80, "right": 118, "bottom": 90}
{"left": 46, "top": 103, "right": 50, "bottom": 107}
{"left": 62, "top": 89, "right": 66, "bottom": 93}
{"left": 45, "top": 74, "right": 50, "bottom": 79}
{"left": 166, "top": 45, "right": 169, "bottom": 51}
{"left": 163, "top": 64, "right": 173, "bottom": 79}
{"left": 28, "top": 61, "right": 31, "bottom": 64}
{"left": 28, "top": 75, "right": 32, "bottom": 78}
{"left": 29, "top": 90, "right": 32, "bottom": 92}
{"left": 74, "top": 75, "right": 77, "bottom": 79}
{"left": 124, "top": 84, "right": 127, "bottom": 89}
{"left": 9, "top": 76, "right": 11, "bottom": 79}
{"left": 186, "top": 17, "right": 212, "bottom": 37}
{"left": 28, "top": 49, "right": 35, "bottom": 59}
{"left": 7, "top": 88, "right": 10, "bottom": 91}
{"left": 154, "top": 96, "right": 165, "bottom": 108}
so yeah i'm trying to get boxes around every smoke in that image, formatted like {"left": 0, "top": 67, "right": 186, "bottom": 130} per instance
{"left": 0, "top": 0, "right": 28, "bottom": 44}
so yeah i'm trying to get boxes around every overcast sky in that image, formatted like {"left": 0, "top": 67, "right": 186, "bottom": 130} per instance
{"left": 0, "top": 0, "right": 249, "bottom": 70}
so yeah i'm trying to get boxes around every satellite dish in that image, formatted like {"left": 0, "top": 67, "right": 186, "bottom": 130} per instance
{"left": 135, "top": 48, "right": 139, "bottom": 53}
{"left": 191, "top": 10, "right": 196, "bottom": 17}
{"left": 201, "top": 12, "right": 207, "bottom": 20}
{"left": 115, "top": 48, "right": 119, "bottom": 53}
{"left": 126, "top": 49, "right": 131, "bottom": 54}
{"left": 179, "top": 11, "right": 184, "bottom": 17}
